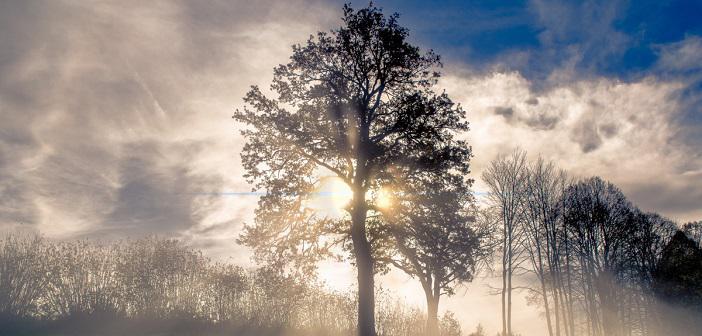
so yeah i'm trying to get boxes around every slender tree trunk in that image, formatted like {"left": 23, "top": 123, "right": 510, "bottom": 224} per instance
{"left": 551, "top": 273, "right": 568, "bottom": 336}
{"left": 351, "top": 191, "right": 375, "bottom": 336}
{"left": 507, "top": 227, "right": 513, "bottom": 336}
{"left": 564, "top": 232, "right": 576, "bottom": 336}
{"left": 502, "top": 222, "right": 508, "bottom": 336}
{"left": 541, "top": 276, "right": 555, "bottom": 336}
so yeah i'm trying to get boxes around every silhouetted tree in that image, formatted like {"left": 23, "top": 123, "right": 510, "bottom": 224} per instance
{"left": 652, "top": 231, "right": 702, "bottom": 308}
{"left": 562, "top": 177, "right": 638, "bottom": 336}
{"left": 620, "top": 211, "right": 677, "bottom": 334}
{"left": 651, "top": 231, "right": 702, "bottom": 336}
{"left": 382, "top": 170, "right": 478, "bottom": 336}
{"left": 521, "top": 156, "right": 570, "bottom": 336}
{"left": 482, "top": 150, "right": 529, "bottom": 336}
{"left": 233, "top": 4, "right": 470, "bottom": 335}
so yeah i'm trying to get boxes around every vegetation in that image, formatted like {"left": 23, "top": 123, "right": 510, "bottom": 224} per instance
{"left": 0, "top": 235, "right": 462, "bottom": 336}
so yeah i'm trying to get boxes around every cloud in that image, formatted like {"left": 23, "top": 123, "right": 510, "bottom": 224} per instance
{"left": 0, "top": 0, "right": 336, "bottom": 241}
{"left": 442, "top": 69, "right": 700, "bottom": 222}
{"left": 656, "top": 36, "right": 702, "bottom": 73}
{"left": 1, "top": 2, "right": 700, "bottom": 335}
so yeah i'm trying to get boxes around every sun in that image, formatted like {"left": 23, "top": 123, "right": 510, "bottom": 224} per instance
{"left": 325, "top": 177, "right": 353, "bottom": 209}
{"left": 306, "top": 176, "right": 353, "bottom": 216}
{"left": 375, "top": 187, "right": 392, "bottom": 210}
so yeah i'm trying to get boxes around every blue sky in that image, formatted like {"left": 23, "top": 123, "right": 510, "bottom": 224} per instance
{"left": 370, "top": 0, "right": 702, "bottom": 78}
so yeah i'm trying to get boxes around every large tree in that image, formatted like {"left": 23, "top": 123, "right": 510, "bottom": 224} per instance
{"left": 233, "top": 4, "right": 470, "bottom": 335}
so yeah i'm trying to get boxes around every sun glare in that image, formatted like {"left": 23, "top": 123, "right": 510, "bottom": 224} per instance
{"left": 375, "top": 187, "right": 392, "bottom": 210}
{"left": 325, "top": 177, "right": 353, "bottom": 209}
{"left": 307, "top": 176, "right": 353, "bottom": 215}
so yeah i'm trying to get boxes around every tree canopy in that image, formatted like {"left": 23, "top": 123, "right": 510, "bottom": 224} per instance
{"left": 233, "top": 4, "right": 471, "bottom": 335}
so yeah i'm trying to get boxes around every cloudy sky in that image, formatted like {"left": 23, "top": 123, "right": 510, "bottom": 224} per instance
{"left": 1, "top": 0, "right": 700, "bottom": 334}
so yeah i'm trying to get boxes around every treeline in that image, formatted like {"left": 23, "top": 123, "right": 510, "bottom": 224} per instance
{"left": 483, "top": 150, "right": 702, "bottom": 336}
{"left": 0, "top": 235, "right": 461, "bottom": 336}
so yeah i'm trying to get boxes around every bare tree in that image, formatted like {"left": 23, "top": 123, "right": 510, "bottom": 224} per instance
{"left": 521, "top": 157, "right": 570, "bottom": 336}
{"left": 482, "top": 150, "right": 529, "bottom": 336}
{"left": 562, "top": 177, "right": 637, "bottom": 336}
{"left": 43, "top": 240, "right": 121, "bottom": 317}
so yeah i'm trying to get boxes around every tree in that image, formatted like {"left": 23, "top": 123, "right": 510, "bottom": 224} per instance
{"left": 521, "top": 157, "right": 570, "bottom": 336}
{"left": 652, "top": 231, "right": 702, "bottom": 308}
{"left": 562, "top": 177, "right": 637, "bottom": 336}
{"left": 383, "top": 170, "right": 478, "bottom": 336}
{"left": 233, "top": 4, "right": 470, "bottom": 335}
{"left": 482, "top": 150, "right": 529, "bottom": 336}
{"left": 651, "top": 231, "right": 702, "bottom": 335}
{"left": 466, "top": 323, "right": 486, "bottom": 336}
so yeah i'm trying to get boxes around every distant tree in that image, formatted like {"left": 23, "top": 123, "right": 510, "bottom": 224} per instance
{"left": 520, "top": 156, "right": 570, "bottom": 336}
{"left": 482, "top": 150, "right": 529, "bottom": 336}
{"left": 562, "top": 177, "right": 637, "bottom": 336}
{"left": 651, "top": 231, "right": 702, "bottom": 335}
{"left": 382, "top": 170, "right": 478, "bottom": 336}
{"left": 439, "top": 311, "right": 462, "bottom": 336}
{"left": 652, "top": 231, "right": 702, "bottom": 308}
{"left": 233, "top": 4, "right": 470, "bottom": 335}
{"left": 466, "top": 323, "right": 485, "bottom": 336}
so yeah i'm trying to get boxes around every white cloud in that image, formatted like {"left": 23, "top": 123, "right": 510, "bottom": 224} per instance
{"left": 441, "top": 69, "right": 701, "bottom": 222}
{"left": 656, "top": 35, "right": 702, "bottom": 73}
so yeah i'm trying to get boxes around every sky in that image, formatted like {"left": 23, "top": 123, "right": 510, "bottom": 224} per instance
{"left": 0, "top": 0, "right": 701, "bottom": 335}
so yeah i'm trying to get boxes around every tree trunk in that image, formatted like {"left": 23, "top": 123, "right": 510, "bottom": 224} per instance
{"left": 541, "top": 276, "right": 555, "bottom": 336}
{"left": 597, "top": 274, "right": 619, "bottom": 336}
{"left": 501, "top": 228, "right": 508, "bottom": 336}
{"left": 508, "top": 266, "right": 513, "bottom": 336}
{"left": 425, "top": 292, "right": 440, "bottom": 336}
{"left": 507, "top": 228, "right": 513, "bottom": 336}
{"left": 351, "top": 188, "right": 375, "bottom": 336}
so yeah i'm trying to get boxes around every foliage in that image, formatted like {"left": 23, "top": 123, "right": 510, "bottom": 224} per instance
{"left": 233, "top": 4, "right": 471, "bottom": 335}
{"left": 233, "top": 3, "right": 469, "bottom": 273}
